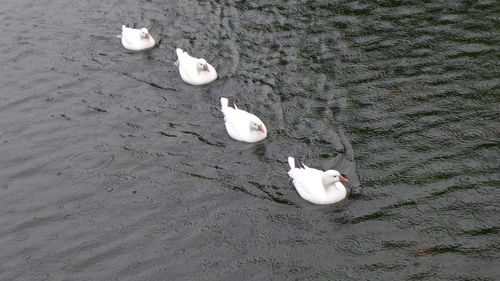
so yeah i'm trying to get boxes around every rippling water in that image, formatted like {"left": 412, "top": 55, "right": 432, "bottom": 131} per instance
{"left": 1, "top": 0, "right": 498, "bottom": 280}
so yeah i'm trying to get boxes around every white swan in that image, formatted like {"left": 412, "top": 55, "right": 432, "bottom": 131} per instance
{"left": 120, "top": 25, "right": 155, "bottom": 51}
{"left": 175, "top": 48, "right": 217, "bottom": 85}
{"left": 287, "top": 156, "right": 349, "bottom": 205}
{"left": 220, "top": 97, "right": 267, "bottom": 143}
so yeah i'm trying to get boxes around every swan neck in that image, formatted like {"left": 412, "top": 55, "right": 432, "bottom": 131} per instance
{"left": 334, "top": 181, "right": 346, "bottom": 191}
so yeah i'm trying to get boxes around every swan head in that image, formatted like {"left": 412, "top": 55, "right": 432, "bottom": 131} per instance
{"left": 322, "top": 170, "right": 349, "bottom": 187}
{"left": 249, "top": 121, "right": 266, "bottom": 134}
{"left": 196, "top": 59, "right": 210, "bottom": 72}
{"left": 140, "top": 28, "right": 150, "bottom": 39}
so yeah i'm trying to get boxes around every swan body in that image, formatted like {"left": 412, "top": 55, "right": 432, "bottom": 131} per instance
{"left": 287, "top": 157, "right": 349, "bottom": 205}
{"left": 175, "top": 48, "right": 217, "bottom": 85}
{"left": 220, "top": 97, "right": 267, "bottom": 143}
{"left": 120, "top": 25, "right": 155, "bottom": 51}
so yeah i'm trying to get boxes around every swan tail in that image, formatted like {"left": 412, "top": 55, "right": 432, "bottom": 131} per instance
{"left": 176, "top": 48, "right": 185, "bottom": 58}
{"left": 289, "top": 156, "right": 305, "bottom": 169}
{"left": 221, "top": 97, "right": 229, "bottom": 110}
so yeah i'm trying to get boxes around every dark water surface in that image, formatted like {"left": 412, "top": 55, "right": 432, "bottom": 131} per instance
{"left": 1, "top": 0, "right": 498, "bottom": 280}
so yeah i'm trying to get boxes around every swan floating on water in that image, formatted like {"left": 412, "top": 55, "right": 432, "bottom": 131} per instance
{"left": 287, "top": 156, "right": 349, "bottom": 205}
{"left": 220, "top": 97, "right": 267, "bottom": 143}
{"left": 175, "top": 48, "right": 217, "bottom": 85}
{"left": 119, "top": 25, "right": 155, "bottom": 51}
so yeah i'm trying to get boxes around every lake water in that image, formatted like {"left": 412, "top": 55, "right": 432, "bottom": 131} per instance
{"left": 1, "top": 0, "right": 498, "bottom": 280}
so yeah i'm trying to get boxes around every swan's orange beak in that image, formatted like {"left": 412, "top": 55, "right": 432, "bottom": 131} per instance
{"left": 258, "top": 125, "right": 265, "bottom": 133}
{"left": 203, "top": 65, "right": 210, "bottom": 72}
{"left": 340, "top": 175, "right": 349, "bottom": 182}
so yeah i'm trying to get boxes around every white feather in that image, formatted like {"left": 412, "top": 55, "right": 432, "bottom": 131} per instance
{"left": 220, "top": 97, "right": 267, "bottom": 143}
{"left": 287, "top": 157, "right": 348, "bottom": 205}
{"left": 120, "top": 25, "right": 155, "bottom": 51}
{"left": 175, "top": 48, "right": 217, "bottom": 85}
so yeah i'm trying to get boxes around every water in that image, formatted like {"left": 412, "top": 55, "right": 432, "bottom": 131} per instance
{"left": 1, "top": 0, "right": 498, "bottom": 280}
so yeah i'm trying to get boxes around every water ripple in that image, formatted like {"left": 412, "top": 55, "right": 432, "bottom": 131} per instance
{"left": 0, "top": 0, "right": 498, "bottom": 280}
